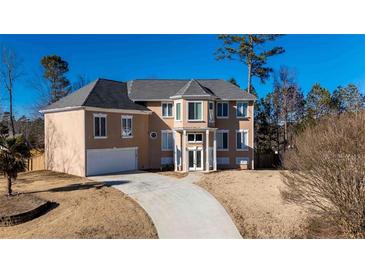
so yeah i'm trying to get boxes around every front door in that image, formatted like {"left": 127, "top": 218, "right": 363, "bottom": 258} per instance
{"left": 188, "top": 149, "right": 203, "bottom": 171}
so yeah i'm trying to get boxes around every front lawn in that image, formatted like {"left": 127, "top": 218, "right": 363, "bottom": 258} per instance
{"left": 196, "top": 170, "right": 339, "bottom": 239}
{"left": 0, "top": 170, "right": 157, "bottom": 239}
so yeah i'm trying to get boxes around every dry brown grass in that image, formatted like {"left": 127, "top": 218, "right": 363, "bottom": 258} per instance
{"left": 0, "top": 170, "right": 157, "bottom": 239}
{"left": 197, "top": 170, "right": 319, "bottom": 238}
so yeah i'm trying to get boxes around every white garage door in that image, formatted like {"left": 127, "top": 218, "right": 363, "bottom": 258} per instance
{"left": 86, "top": 147, "right": 138, "bottom": 176}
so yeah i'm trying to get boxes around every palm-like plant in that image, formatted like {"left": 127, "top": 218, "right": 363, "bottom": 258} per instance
{"left": 0, "top": 135, "right": 31, "bottom": 196}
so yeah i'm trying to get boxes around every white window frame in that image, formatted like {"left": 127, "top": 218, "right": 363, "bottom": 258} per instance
{"left": 217, "top": 129, "right": 229, "bottom": 151}
{"left": 162, "top": 102, "right": 173, "bottom": 118}
{"left": 236, "top": 129, "right": 249, "bottom": 151}
{"left": 93, "top": 113, "right": 107, "bottom": 139}
{"left": 187, "top": 133, "right": 203, "bottom": 143}
{"left": 121, "top": 115, "right": 133, "bottom": 139}
{"left": 208, "top": 101, "right": 215, "bottom": 122}
{"left": 175, "top": 102, "right": 182, "bottom": 121}
{"left": 236, "top": 101, "right": 248, "bottom": 118}
{"left": 216, "top": 101, "right": 229, "bottom": 119}
{"left": 187, "top": 101, "right": 203, "bottom": 121}
{"left": 161, "top": 130, "right": 173, "bottom": 151}
{"left": 236, "top": 157, "right": 249, "bottom": 165}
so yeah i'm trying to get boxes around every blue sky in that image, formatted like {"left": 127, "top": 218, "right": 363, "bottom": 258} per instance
{"left": 0, "top": 34, "right": 364, "bottom": 117}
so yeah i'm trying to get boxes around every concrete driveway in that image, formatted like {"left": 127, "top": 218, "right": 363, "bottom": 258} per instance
{"left": 89, "top": 171, "right": 242, "bottom": 239}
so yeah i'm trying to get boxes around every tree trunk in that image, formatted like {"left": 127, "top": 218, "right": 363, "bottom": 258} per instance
{"left": 9, "top": 86, "right": 15, "bottom": 136}
{"left": 7, "top": 176, "right": 12, "bottom": 196}
{"left": 247, "top": 62, "right": 252, "bottom": 94}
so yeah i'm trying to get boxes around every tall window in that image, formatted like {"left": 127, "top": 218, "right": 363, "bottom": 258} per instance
{"left": 217, "top": 102, "right": 228, "bottom": 118}
{"left": 188, "top": 102, "right": 202, "bottom": 120}
{"left": 161, "top": 130, "right": 173, "bottom": 151}
{"left": 209, "top": 101, "right": 214, "bottom": 122}
{"left": 162, "top": 102, "right": 173, "bottom": 117}
{"left": 121, "top": 115, "right": 133, "bottom": 138}
{"left": 236, "top": 130, "right": 248, "bottom": 150}
{"left": 217, "top": 130, "right": 229, "bottom": 150}
{"left": 175, "top": 102, "right": 181, "bottom": 121}
{"left": 94, "top": 114, "right": 107, "bottom": 138}
{"left": 236, "top": 102, "right": 248, "bottom": 118}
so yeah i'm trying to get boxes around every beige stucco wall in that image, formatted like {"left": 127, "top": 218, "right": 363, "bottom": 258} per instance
{"left": 145, "top": 102, "right": 174, "bottom": 169}
{"left": 215, "top": 101, "right": 254, "bottom": 169}
{"left": 84, "top": 110, "right": 150, "bottom": 170}
{"left": 44, "top": 109, "right": 86, "bottom": 177}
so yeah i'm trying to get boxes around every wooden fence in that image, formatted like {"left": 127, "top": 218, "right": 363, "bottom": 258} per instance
{"left": 27, "top": 150, "right": 45, "bottom": 171}
{"left": 255, "top": 152, "right": 281, "bottom": 169}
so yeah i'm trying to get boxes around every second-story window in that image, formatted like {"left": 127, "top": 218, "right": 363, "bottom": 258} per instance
{"left": 94, "top": 113, "right": 107, "bottom": 138}
{"left": 162, "top": 102, "right": 173, "bottom": 118}
{"left": 175, "top": 102, "right": 181, "bottom": 121}
{"left": 121, "top": 115, "right": 133, "bottom": 138}
{"left": 236, "top": 102, "right": 248, "bottom": 118}
{"left": 209, "top": 101, "right": 215, "bottom": 122}
{"left": 217, "top": 102, "right": 229, "bottom": 118}
{"left": 188, "top": 102, "right": 202, "bottom": 121}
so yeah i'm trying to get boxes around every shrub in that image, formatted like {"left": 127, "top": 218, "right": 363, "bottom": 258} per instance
{"left": 281, "top": 112, "right": 365, "bottom": 238}
{"left": 0, "top": 135, "right": 31, "bottom": 195}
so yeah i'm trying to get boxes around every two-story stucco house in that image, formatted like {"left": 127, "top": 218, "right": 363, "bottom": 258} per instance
{"left": 40, "top": 78, "right": 256, "bottom": 177}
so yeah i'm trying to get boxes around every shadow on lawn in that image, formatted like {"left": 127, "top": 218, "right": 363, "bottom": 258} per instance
{"left": 26, "top": 180, "right": 131, "bottom": 194}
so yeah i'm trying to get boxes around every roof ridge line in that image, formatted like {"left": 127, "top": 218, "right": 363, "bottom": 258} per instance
{"left": 81, "top": 78, "right": 100, "bottom": 106}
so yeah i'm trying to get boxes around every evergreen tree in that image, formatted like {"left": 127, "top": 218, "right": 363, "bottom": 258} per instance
{"left": 306, "top": 83, "right": 333, "bottom": 119}
{"left": 228, "top": 77, "right": 239, "bottom": 87}
{"left": 216, "top": 34, "right": 285, "bottom": 93}
{"left": 332, "top": 84, "right": 364, "bottom": 113}
{"left": 41, "top": 55, "right": 70, "bottom": 103}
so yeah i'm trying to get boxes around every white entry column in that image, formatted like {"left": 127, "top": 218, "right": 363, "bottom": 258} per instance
{"left": 173, "top": 130, "right": 177, "bottom": 171}
{"left": 213, "top": 129, "right": 217, "bottom": 171}
{"left": 183, "top": 129, "right": 187, "bottom": 172}
{"left": 205, "top": 129, "right": 210, "bottom": 171}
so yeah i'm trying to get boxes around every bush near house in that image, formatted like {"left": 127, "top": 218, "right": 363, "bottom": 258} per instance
{"left": 282, "top": 112, "right": 365, "bottom": 238}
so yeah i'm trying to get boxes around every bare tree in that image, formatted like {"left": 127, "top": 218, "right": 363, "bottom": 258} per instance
{"left": 72, "top": 74, "right": 90, "bottom": 91}
{"left": 282, "top": 111, "right": 365, "bottom": 238}
{"left": 273, "top": 67, "right": 305, "bottom": 151}
{"left": 0, "top": 46, "right": 23, "bottom": 136}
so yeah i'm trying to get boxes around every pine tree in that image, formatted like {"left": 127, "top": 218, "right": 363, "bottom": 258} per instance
{"left": 332, "top": 84, "right": 364, "bottom": 113}
{"left": 216, "top": 35, "right": 285, "bottom": 93}
{"left": 306, "top": 83, "right": 333, "bottom": 119}
{"left": 41, "top": 55, "right": 71, "bottom": 103}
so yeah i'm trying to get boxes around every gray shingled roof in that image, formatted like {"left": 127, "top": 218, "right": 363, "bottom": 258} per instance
{"left": 171, "top": 79, "right": 216, "bottom": 98}
{"left": 41, "top": 79, "right": 149, "bottom": 112}
{"left": 128, "top": 79, "right": 256, "bottom": 101}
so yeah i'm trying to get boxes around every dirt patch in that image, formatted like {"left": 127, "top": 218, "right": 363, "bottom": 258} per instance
{"left": 0, "top": 194, "right": 47, "bottom": 216}
{"left": 196, "top": 170, "right": 313, "bottom": 238}
{"left": 0, "top": 170, "right": 157, "bottom": 239}
{"left": 156, "top": 171, "right": 188, "bottom": 179}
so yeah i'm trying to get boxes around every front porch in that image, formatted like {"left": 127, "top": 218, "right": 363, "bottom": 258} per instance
{"left": 173, "top": 128, "right": 217, "bottom": 172}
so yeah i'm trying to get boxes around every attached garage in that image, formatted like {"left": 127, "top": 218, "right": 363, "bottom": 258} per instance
{"left": 86, "top": 147, "right": 138, "bottom": 176}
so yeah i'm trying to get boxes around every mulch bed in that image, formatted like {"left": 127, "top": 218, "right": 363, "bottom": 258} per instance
{"left": 0, "top": 194, "right": 54, "bottom": 226}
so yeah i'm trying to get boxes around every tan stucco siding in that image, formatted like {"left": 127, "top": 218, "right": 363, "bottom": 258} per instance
{"left": 44, "top": 109, "right": 86, "bottom": 177}
{"left": 84, "top": 110, "right": 150, "bottom": 170}
{"left": 145, "top": 102, "right": 174, "bottom": 169}
{"left": 215, "top": 101, "right": 254, "bottom": 169}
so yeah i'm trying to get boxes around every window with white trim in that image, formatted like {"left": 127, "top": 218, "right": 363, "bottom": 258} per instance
{"left": 236, "top": 130, "right": 248, "bottom": 150}
{"left": 209, "top": 101, "right": 215, "bottom": 122}
{"left": 236, "top": 102, "right": 248, "bottom": 118}
{"left": 94, "top": 114, "right": 107, "bottom": 138}
{"left": 161, "top": 130, "right": 173, "bottom": 151}
{"left": 188, "top": 102, "right": 203, "bottom": 121}
{"left": 217, "top": 102, "right": 229, "bottom": 118}
{"left": 175, "top": 102, "right": 181, "bottom": 121}
{"left": 162, "top": 102, "right": 173, "bottom": 117}
{"left": 121, "top": 115, "right": 133, "bottom": 138}
{"left": 217, "top": 130, "right": 229, "bottom": 150}
{"left": 187, "top": 133, "right": 203, "bottom": 143}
